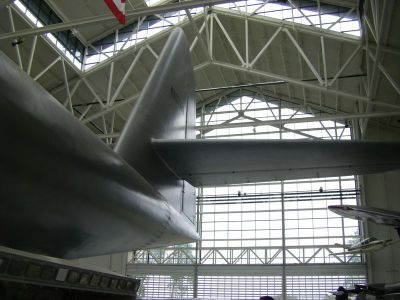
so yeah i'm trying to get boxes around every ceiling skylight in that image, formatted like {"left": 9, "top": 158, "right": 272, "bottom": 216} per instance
{"left": 14, "top": 0, "right": 84, "bottom": 69}
{"left": 13, "top": 0, "right": 360, "bottom": 72}
{"left": 215, "top": 0, "right": 360, "bottom": 36}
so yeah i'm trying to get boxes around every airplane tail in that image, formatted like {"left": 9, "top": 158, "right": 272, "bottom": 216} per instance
{"left": 115, "top": 28, "right": 197, "bottom": 223}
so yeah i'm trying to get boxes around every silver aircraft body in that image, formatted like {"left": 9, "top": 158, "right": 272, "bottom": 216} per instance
{"left": 332, "top": 237, "right": 400, "bottom": 255}
{"left": 1, "top": 28, "right": 400, "bottom": 259}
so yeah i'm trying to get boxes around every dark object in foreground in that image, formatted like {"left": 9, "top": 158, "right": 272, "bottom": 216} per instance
{"left": 331, "top": 282, "right": 400, "bottom": 299}
{"left": 0, "top": 246, "right": 139, "bottom": 299}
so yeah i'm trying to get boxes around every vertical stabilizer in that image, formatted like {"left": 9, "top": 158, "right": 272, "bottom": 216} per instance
{"left": 115, "top": 28, "right": 196, "bottom": 222}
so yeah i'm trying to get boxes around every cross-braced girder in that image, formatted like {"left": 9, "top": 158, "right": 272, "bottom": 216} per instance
{"left": 1, "top": 0, "right": 400, "bottom": 140}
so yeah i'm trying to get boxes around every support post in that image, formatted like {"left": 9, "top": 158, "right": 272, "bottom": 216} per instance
{"left": 34, "top": 57, "right": 61, "bottom": 81}
{"left": 107, "top": 62, "right": 115, "bottom": 106}
{"left": 61, "top": 59, "right": 74, "bottom": 115}
{"left": 186, "top": 9, "right": 211, "bottom": 61}
{"left": 214, "top": 14, "right": 245, "bottom": 66}
{"left": 27, "top": 35, "right": 38, "bottom": 76}
{"left": 110, "top": 47, "right": 144, "bottom": 106}
{"left": 250, "top": 27, "right": 282, "bottom": 68}
{"left": 284, "top": 29, "right": 323, "bottom": 85}
{"left": 328, "top": 45, "right": 362, "bottom": 87}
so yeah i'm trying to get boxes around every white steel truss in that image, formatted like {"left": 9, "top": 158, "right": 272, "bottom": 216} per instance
{"left": 3, "top": 0, "right": 400, "bottom": 142}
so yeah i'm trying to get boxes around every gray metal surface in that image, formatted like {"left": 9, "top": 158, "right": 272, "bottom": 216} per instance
{"left": 153, "top": 139, "right": 400, "bottom": 186}
{"left": 0, "top": 246, "right": 139, "bottom": 295}
{"left": 0, "top": 28, "right": 198, "bottom": 259}
{"left": 329, "top": 205, "right": 400, "bottom": 227}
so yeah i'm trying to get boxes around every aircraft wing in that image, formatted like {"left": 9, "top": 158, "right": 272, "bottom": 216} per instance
{"left": 328, "top": 205, "right": 400, "bottom": 227}
{"left": 153, "top": 139, "right": 400, "bottom": 186}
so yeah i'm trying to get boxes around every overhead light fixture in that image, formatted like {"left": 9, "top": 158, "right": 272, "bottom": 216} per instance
{"left": 11, "top": 37, "right": 23, "bottom": 47}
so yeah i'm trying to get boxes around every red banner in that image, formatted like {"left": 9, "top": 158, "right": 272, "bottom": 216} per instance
{"left": 104, "top": 0, "right": 126, "bottom": 25}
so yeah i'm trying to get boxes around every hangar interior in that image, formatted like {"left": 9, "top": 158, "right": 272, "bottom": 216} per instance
{"left": 0, "top": 0, "right": 399, "bottom": 298}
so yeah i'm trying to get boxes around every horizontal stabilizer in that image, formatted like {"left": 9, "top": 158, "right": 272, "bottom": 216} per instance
{"left": 152, "top": 139, "right": 400, "bottom": 186}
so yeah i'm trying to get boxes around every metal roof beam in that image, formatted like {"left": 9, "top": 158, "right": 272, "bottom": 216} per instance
{"left": 196, "top": 110, "right": 400, "bottom": 131}
{"left": 0, "top": 0, "right": 243, "bottom": 41}
{"left": 211, "top": 60, "right": 400, "bottom": 110}
{"left": 214, "top": 7, "right": 360, "bottom": 44}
